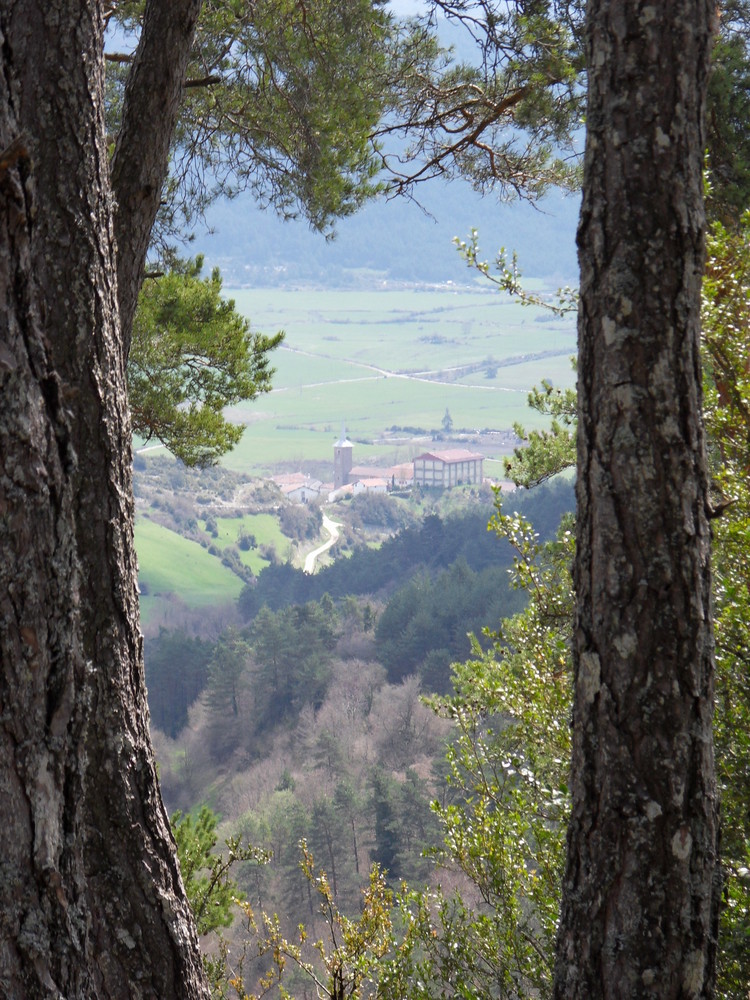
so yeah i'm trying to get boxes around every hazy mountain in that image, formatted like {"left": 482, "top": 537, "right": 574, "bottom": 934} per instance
{"left": 192, "top": 180, "right": 580, "bottom": 289}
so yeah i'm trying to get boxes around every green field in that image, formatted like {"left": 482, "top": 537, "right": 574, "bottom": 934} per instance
{"left": 232, "top": 287, "right": 574, "bottom": 373}
{"left": 133, "top": 287, "right": 576, "bottom": 618}
{"left": 136, "top": 517, "right": 245, "bottom": 626}
{"left": 219, "top": 287, "right": 576, "bottom": 475}
{"left": 209, "top": 513, "right": 291, "bottom": 572}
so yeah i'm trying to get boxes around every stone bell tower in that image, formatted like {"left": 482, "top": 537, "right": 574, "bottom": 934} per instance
{"left": 333, "top": 423, "right": 353, "bottom": 489}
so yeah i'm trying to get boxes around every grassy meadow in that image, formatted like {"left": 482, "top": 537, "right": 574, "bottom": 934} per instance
{"left": 136, "top": 509, "right": 297, "bottom": 629}
{"left": 134, "top": 285, "right": 576, "bottom": 624}
{"left": 222, "top": 286, "right": 577, "bottom": 476}
{"left": 210, "top": 513, "right": 291, "bottom": 572}
{"left": 136, "top": 517, "right": 245, "bottom": 628}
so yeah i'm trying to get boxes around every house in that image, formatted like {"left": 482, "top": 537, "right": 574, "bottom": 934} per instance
{"left": 271, "top": 472, "right": 324, "bottom": 504}
{"left": 328, "top": 477, "right": 389, "bottom": 502}
{"left": 412, "top": 448, "right": 484, "bottom": 488}
{"left": 282, "top": 481, "right": 323, "bottom": 504}
{"left": 385, "top": 463, "right": 414, "bottom": 488}
{"left": 352, "top": 477, "right": 389, "bottom": 495}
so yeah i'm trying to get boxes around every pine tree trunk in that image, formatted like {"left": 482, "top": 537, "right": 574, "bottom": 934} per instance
{"left": 554, "top": 2, "right": 720, "bottom": 997}
{"left": 0, "top": 3, "right": 208, "bottom": 996}
{"left": 111, "top": 0, "right": 203, "bottom": 355}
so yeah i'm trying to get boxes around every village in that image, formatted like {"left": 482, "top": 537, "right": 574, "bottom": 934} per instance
{"left": 269, "top": 424, "right": 488, "bottom": 505}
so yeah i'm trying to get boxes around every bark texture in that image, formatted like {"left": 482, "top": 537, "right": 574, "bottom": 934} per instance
{"left": 0, "top": 2, "right": 208, "bottom": 996}
{"left": 553, "top": 3, "right": 720, "bottom": 998}
{"left": 111, "top": 0, "right": 203, "bottom": 356}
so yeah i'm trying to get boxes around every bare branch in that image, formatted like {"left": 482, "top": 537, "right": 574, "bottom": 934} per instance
{"left": 184, "top": 75, "right": 222, "bottom": 88}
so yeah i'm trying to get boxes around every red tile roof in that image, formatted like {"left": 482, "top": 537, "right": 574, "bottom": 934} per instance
{"left": 413, "top": 449, "right": 484, "bottom": 463}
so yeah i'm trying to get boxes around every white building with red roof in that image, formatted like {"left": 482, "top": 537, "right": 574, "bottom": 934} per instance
{"left": 412, "top": 448, "right": 484, "bottom": 488}
{"left": 271, "top": 472, "right": 324, "bottom": 504}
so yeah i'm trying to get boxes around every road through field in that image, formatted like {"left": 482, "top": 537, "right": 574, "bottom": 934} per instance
{"left": 304, "top": 513, "right": 342, "bottom": 574}
{"left": 275, "top": 343, "right": 570, "bottom": 392}
{"left": 220, "top": 288, "right": 577, "bottom": 474}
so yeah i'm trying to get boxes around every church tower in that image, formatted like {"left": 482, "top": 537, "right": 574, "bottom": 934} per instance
{"left": 333, "top": 423, "right": 353, "bottom": 489}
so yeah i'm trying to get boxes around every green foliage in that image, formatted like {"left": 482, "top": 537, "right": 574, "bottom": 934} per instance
{"left": 204, "top": 629, "right": 254, "bottom": 760}
{"left": 149, "top": 484, "right": 580, "bottom": 998}
{"left": 107, "top": 1, "right": 392, "bottom": 241}
{"left": 173, "top": 595, "right": 342, "bottom": 761}
{"left": 441, "top": 207, "right": 750, "bottom": 996}
{"left": 144, "top": 628, "right": 214, "bottom": 737}
{"left": 455, "top": 229, "right": 578, "bottom": 317}
{"left": 377, "top": 508, "right": 573, "bottom": 999}
{"left": 173, "top": 806, "right": 237, "bottom": 936}
{"left": 238, "top": 485, "right": 574, "bottom": 627}
{"left": 387, "top": 0, "right": 584, "bottom": 200}
{"left": 250, "top": 600, "right": 339, "bottom": 727}
{"left": 279, "top": 504, "right": 323, "bottom": 543}
{"left": 701, "top": 214, "right": 750, "bottom": 996}
{"left": 227, "top": 844, "right": 394, "bottom": 1000}
{"left": 349, "top": 493, "right": 418, "bottom": 533}
{"left": 184, "top": 0, "right": 390, "bottom": 228}
{"left": 108, "top": 2, "right": 585, "bottom": 251}
{"left": 374, "top": 560, "right": 525, "bottom": 689}
{"left": 172, "top": 806, "right": 270, "bottom": 998}
{"left": 223, "top": 490, "right": 570, "bottom": 999}
{"left": 236, "top": 565, "right": 298, "bottom": 620}
{"left": 369, "top": 768, "right": 441, "bottom": 886}
{"left": 162, "top": 207, "right": 750, "bottom": 997}
{"left": 173, "top": 805, "right": 269, "bottom": 937}
{"left": 237, "top": 529, "right": 257, "bottom": 552}
{"left": 235, "top": 789, "right": 310, "bottom": 912}
{"left": 707, "top": 6, "right": 750, "bottom": 221}
{"left": 129, "top": 257, "right": 283, "bottom": 466}
{"left": 504, "top": 379, "right": 577, "bottom": 489}
{"left": 206, "top": 629, "right": 252, "bottom": 719}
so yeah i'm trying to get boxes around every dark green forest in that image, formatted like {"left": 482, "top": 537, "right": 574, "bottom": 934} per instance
{"left": 143, "top": 477, "right": 573, "bottom": 993}
{"left": 146, "top": 477, "right": 573, "bottom": 737}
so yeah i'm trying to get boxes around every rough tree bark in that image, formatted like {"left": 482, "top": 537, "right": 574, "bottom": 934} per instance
{"left": 554, "top": 2, "right": 720, "bottom": 998}
{"left": 0, "top": 2, "right": 208, "bottom": 996}
{"left": 111, "top": 0, "right": 203, "bottom": 355}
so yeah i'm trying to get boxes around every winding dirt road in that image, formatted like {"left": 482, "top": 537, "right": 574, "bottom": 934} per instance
{"left": 303, "top": 513, "right": 342, "bottom": 574}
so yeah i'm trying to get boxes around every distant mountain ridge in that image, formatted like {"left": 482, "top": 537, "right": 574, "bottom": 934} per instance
{"left": 193, "top": 181, "right": 580, "bottom": 289}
